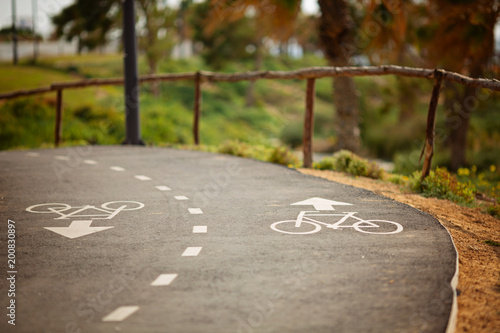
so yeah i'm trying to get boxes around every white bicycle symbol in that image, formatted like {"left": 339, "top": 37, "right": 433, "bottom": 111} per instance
{"left": 271, "top": 211, "right": 403, "bottom": 235}
{"left": 26, "top": 201, "right": 144, "bottom": 220}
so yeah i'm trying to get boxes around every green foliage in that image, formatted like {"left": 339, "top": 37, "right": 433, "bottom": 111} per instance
{"left": 409, "top": 167, "right": 476, "bottom": 205}
{"left": 484, "top": 240, "right": 500, "bottom": 247}
{"left": 217, "top": 140, "right": 298, "bottom": 167}
{"left": 486, "top": 204, "right": 500, "bottom": 219}
{"left": 314, "top": 150, "right": 384, "bottom": 179}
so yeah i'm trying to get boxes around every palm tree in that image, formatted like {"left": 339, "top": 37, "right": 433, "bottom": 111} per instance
{"left": 318, "top": 0, "right": 361, "bottom": 153}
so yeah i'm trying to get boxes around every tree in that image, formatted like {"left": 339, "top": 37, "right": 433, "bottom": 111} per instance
{"left": 52, "top": 0, "right": 118, "bottom": 54}
{"left": 52, "top": 0, "right": 175, "bottom": 81}
{"left": 318, "top": 0, "right": 361, "bottom": 153}
{"left": 191, "top": 1, "right": 256, "bottom": 69}
{"left": 420, "top": 0, "right": 499, "bottom": 170}
{"left": 206, "top": 0, "right": 301, "bottom": 106}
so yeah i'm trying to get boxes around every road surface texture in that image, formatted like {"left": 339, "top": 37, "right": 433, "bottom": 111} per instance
{"left": 0, "top": 146, "right": 458, "bottom": 333}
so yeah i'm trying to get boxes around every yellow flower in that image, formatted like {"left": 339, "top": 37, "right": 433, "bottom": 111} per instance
{"left": 490, "top": 165, "right": 496, "bottom": 173}
{"left": 457, "top": 168, "right": 470, "bottom": 177}
{"left": 471, "top": 165, "right": 477, "bottom": 173}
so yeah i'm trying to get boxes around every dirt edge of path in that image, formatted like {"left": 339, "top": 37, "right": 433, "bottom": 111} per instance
{"left": 298, "top": 168, "right": 500, "bottom": 333}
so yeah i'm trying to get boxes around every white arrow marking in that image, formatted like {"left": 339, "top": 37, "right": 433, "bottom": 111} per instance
{"left": 291, "top": 197, "right": 353, "bottom": 211}
{"left": 44, "top": 220, "right": 114, "bottom": 239}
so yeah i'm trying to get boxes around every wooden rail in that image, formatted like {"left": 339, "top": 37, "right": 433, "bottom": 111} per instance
{"left": 0, "top": 65, "right": 498, "bottom": 179}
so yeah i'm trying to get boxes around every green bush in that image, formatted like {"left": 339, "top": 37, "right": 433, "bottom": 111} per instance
{"left": 267, "top": 146, "right": 299, "bottom": 167}
{"left": 409, "top": 167, "right": 476, "bottom": 205}
{"left": 315, "top": 150, "right": 384, "bottom": 179}
{"left": 217, "top": 140, "right": 298, "bottom": 167}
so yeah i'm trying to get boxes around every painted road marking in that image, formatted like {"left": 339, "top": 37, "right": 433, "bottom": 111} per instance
{"left": 175, "top": 196, "right": 188, "bottom": 200}
{"left": 188, "top": 208, "right": 203, "bottom": 215}
{"left": 182, "top": 247, "right": 202, "bottom": 256}
{"left": 102, "top": 306, "right": 139, "bottom": 322}
{"left": 26, "top": 152, "right": 39, "bottom": 157}
{"left": 83, "top": 160, "right": 98, "bottom": 165}
{"left": 135, "top": 175, "right": 152, "bottom": 181}
{"left": 151, "top": 274, "right": 178, "bottom": 286}
{"left": 110, "top": 166, "right": 125, "bottom": 172}
{"left": 44, "top": 220, "right": 114, "bottom": 239}
{"left": 193, "top": 226, "right": 207, "bottom": 233}
{"left": 54, "top": 155, "right": 70, "bottom": 161}
{"left": 155, "top": 185, "right": 171, "bottom": 191}
{"left": 291, "top": 197, "right": 353, "bottom": 211}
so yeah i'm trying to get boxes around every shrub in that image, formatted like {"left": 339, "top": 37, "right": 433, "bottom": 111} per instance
{"left": 267, "top": 146, "right": 299, "bottom": 167}
{"left": 217, "top": 140, "right": 299, "bottom": 167}
{"left": 486, "top": 203, "right": 500, "bottom": 218}
{"left": 315, "top": 150, "right": 384, "bottom": 179}
{"left": 410, "top": 167, "right": 476, "bottom": 205}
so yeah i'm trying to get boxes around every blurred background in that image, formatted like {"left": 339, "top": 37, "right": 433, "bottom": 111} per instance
{"left": 0, "top": 0, "right": 498, "bottom": 178}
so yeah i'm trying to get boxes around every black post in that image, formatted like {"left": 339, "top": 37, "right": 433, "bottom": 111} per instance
{"left": 32, "top": 0, "right": 38, "bottom": 63}
{"left": 122, "top": 0, "right": 143, "bottom": 145}
{"left": 11, "top": 0, "right": 18, "bottom": 65}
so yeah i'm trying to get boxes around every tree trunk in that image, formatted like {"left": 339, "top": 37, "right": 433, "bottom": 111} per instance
{"left": 446, "top": 84, "right": 474, "bottom": 171}
{"left": 446, "top": 65, "right": 483, "bottom": 171}
{"left": 246, "top": 31, "right": 263, "bottom": 107}
{"left": 318, "top": 0, "right": 360, "bottom": 153}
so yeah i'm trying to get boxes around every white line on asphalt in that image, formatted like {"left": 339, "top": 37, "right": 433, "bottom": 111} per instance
{"left": 182, "top": 247, "right": 202, "bottom": 256}
{"left": 174, "top": 196, "right": 188, "bottom": 200}
{"left": 193, "top": 226, "right": 207, "bottom": 233}
{"left": 155, "top": 186, "right": 171, "bottom": 191}
{"left": 26, "top": 152, "right": 39, "bottom": 157}
{"left": 83, "top": 160, "right": 98, "bottom": 165}
{"left": 54, "top": 155, "right": 70, "bottom": 161}
{"left": 135, "top": 175, "right": 152, "bottom": 181}
{"left": 188, "top": 208, "right": 203, "bottom": 214}
{"left": 110, "top": 166, "right": 125, "bottom": 171}
{"left": 102, "top": 306, "right": 139, "bottom": 322}
{"left": 151, "top": 274, "right": 178, "bottom": 286}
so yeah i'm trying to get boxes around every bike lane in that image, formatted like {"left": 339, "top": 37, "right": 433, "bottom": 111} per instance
{"left": 0, "top": 147, "right": 458, "bottom": 333}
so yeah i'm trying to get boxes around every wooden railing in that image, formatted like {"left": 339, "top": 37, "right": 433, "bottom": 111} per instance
{"left": 1, "top": 65, "right": 499, "bottom": 179}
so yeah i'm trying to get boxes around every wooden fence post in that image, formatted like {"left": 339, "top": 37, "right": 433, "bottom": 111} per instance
{"left": 55, "top": 89, "right": 63, "bottom": 147}
{"left": 193, "top": 71, "right": 202, "bottom": 145}
{"left": 421, "top": 69, "right": 444, "bottom": 180}
{"left": 303, "top": 78, "right": 316, "bottom": 168}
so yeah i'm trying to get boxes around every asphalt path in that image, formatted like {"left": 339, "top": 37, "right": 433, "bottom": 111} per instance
{"left": 0, "top": 146, "right": 458, "bottom": 333}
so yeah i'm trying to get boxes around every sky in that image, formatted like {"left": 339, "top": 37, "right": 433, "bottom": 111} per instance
{"left": 0, "top": 0, "right": 320, "bottom": 37}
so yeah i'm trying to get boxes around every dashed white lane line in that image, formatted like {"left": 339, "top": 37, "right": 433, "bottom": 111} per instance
{"left": 135, "top": 175, "right": 152, "bottom": 181}
{"left": 110, "top": 166, "right": 125, "bottom": 172}
{"left": 155, "top": 185, "right": 171, "bottom": 191}
{"left": 182, "top": 247, "right": 202, "bottom": 256}
{"left": 151, "top": 274, "right": 178, "bottom": 286}
{"left": 102, "top": 306, "right": 139, "bottom": 322}
{"left": 26, "top": 152, "right": 39, "bottom": 157}
{"left": 174, "top": 195, "right": 189, "bottom": 200}
{"left": 193, "top": 226, "right": 207, "bottom": 233}
{"left": 54, "top": 155, "right": 70, "bottom": 161}
{"left": 188, "top": 208, "right": 203, "bottom": 214}
{"left": 83, "top": 160, "right": 98, "bottom": 165}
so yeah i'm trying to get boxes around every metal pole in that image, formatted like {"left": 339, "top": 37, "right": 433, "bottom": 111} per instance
{"left": 122, "top": 0, "right": 143, "bottom": 145}
{"left": 193, "top": 71, "right": 202, "bottom": 145}
{"left": 32, "top": 0, "right": 38, "bottom": 63}
{"left": 55, "top": 89, "right": 63, "bottom": 147}
{"left": 12, "top": 0, "right": 18, "bottom": 65}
